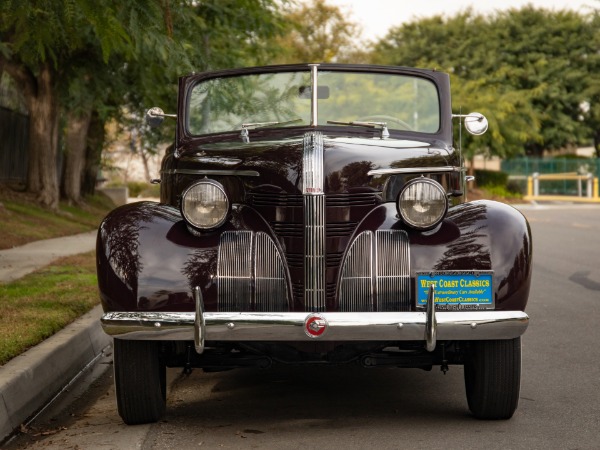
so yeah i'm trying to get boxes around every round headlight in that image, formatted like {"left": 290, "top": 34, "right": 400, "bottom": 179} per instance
{"left": 397, "top": 178, "right": 448, "bottom": 230}
{"left": 181, "top": 180, "right": 229, "bottom": 230}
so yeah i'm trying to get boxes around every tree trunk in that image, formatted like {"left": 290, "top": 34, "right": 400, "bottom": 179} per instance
{"left": 62, "top": 108, "right": 93, "bottom": 203}
{"left": 81, "top": 111, "right": 106, "bottom": 197}
{"left": 594, "top": 129, "right": 600, "bottom": 159}
{"left": 139, "top": 148, "right": 152, "bottom": 182}
{"left": 25, "top": 63, "right": 60, "bottom": 209}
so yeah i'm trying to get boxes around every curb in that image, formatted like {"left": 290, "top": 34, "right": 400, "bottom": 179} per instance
{"left": 0, "top": 305, "right": 111, "bottom": 442}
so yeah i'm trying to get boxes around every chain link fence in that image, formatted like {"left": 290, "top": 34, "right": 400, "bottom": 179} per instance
{"left": 502, "top": 157, "right": 600, "bottom": 196}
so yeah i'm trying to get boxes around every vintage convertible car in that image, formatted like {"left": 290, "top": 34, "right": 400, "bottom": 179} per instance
{"left": 97, "top": 64, "right": 532, "bottom": 424}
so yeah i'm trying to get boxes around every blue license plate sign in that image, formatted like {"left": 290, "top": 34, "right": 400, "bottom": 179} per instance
{"left": 416, "top": 271, "right": 494, "bottom": 310}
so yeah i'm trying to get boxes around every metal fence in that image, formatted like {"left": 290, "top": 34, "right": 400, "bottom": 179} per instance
{"left": 502, "top": 157, "right": 600, "bottom": 196}
{"left": 0, "top": 107, "right": 29, "bottom": 182}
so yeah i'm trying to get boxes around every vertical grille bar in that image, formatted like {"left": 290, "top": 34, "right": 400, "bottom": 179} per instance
{"left": 303, "top": 131, "right": 325, "bottom": 311}
{"left": 304, "top": 195, "right": 326, "bottom": 311}
{"left": 217, "top": 231, "right": 252, "bottom": 311}
{"left": 338, "top": 229, "right": 410, "bottom": 312}
{"left": 255, "top": 231, "right": 289, "bottom": 312}
{"left": 376, "top": 230, "right": 410, "bottom": 311}
{"left": 339, "top": 231, "right": 373, "bottom": 311}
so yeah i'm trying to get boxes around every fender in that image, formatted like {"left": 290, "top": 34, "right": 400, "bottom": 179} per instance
{"left": 97, "top": 201, "right": 285, "bottom": 313}
{"left": 348, "top": 200, "right": 532, "bottom": 311}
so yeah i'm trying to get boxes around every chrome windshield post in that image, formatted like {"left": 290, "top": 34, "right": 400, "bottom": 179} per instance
{"left": 309, "top": 64, "right": 319, "bottom": 126}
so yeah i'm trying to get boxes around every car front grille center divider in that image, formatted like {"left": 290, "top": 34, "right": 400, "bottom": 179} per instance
{"left": 303, "top": 131, "right": 326, "bottom": 312}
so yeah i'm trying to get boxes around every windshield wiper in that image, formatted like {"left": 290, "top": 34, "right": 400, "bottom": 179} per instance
{"left": 241, "top": 119, "right": 302, "bottom": 143}
{"left": 327, "top": 120, "right": 389, "bottom": 139}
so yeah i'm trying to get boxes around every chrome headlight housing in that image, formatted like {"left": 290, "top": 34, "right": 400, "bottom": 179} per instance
{"left": 181, "top": 180, "right": 229, "bottom": 230}
{"left": 397, "top": 178, "right": 448, "bottom": 230}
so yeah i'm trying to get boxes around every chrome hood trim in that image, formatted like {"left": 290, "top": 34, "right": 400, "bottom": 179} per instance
{"left": 303, "top": 131, "right": 326, "bottom": 311}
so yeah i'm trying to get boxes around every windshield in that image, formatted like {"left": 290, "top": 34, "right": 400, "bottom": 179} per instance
{"left": 188, "top": 70, "right": 440, "bottom": 135}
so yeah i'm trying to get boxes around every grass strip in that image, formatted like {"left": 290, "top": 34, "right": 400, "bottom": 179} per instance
{"left": 0, "top": 251, "right": 99, "bottom": 366}
{"left": 0, "top": 193, "right": 114, "bottom": 250}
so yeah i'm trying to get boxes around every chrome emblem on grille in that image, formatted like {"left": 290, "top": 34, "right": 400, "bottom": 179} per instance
{"left": 304, "top": 313, "right": 328, "bottom": 338}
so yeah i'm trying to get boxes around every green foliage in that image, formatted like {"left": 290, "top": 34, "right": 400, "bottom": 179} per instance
{"left": 120, "top": 0, "right": 288, "bottom": 151}
{"left": 1, "top": 0, "right": 290, "bottom": 202}
{"left": 269, "top": 0, "right": 366, "bottom": 64}
{"left": 126, "top": 181, "right": 159, "bottom": 198}
{"left": 372, "top": 7, "right": 600, "bottom": 158}
{"left": 0, "top": 0, "right": 143, "bottom": 67}
{"left": 483, "top": 184, "right": 523, "bottom": 199}
{"left": 474, "top": 170, "right": 509, "bottom": 188}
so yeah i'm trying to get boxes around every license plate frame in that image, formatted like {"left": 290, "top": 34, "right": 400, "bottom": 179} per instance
{"left": 416, "top": 271, "right": 494, "bottom": 311}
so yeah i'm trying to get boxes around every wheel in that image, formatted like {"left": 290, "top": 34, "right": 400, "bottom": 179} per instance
{"left": 464, "top": 338, "right": 521, "bottom": 420}
{"left": 114, "top": 339, "right": 166, "bottom": 424}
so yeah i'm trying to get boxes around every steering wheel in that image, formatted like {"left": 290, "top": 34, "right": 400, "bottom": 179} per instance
{"left": 357, "top": 115, "right": 413, "bottom": 131}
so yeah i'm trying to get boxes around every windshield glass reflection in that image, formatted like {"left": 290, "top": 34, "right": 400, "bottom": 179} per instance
{"left": 188, "top": 70, "right": 440, "bottom": 135}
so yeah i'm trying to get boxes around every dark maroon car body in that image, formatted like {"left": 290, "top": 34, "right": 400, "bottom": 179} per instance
{"left": 97, "top": 64, "right": 531, "bottom": 424}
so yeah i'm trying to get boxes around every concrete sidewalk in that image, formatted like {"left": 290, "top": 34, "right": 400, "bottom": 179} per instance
{"left": 0, "top": 230, "right": 98, "bottom": 283}
{"left": 0, "top": 231, "right": 111, "bottom": 443}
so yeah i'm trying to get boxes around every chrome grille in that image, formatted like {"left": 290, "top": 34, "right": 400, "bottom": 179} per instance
{"left": 249, "top": 190, "right": 383, "bottom": 309}
{"left": 339, "top": 231, "right": 373, "bottom": 311}
{"left": 303, "top": 132, "right": 326, "bottom": 311}
{"left": 251, "top": 193, "right": 303, "bottom": 207}
{"left": 326, "top": 193, "right": 380, "bottom": 207}
{"left": 217, "top": 231, "right": 252, "bottom": 311}
{"left": 304, "top": 194, "right": 326, "bottom": 311}
{"left": 302, "top": 132, "right": 324, "bottom": 195}
{"left": 376, "top": 230, "right": 410, "bottom": 311}
{"left": 217, "top": 231, "right": 290, "bottom": 312}
{"left": 255, "top": 232, "right": 289, "bottom": 312}
{"left": 339, "top": 229, "right": 410, "bottom": 311}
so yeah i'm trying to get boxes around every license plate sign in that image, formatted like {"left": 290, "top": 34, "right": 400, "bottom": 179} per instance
{"left": 416, "top": 271, "right": 494, "bottom": 310}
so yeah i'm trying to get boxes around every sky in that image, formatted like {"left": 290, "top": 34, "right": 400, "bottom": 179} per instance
{"left": 322, "top": 0, "right": 598, "bottom": 41}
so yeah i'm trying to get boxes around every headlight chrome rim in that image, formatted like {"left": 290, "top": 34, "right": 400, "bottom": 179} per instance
{"left": 397, "top": 178, "right": 448, "bottom": 230}
{"left": 181, "top": 179, "right": 230, "bottom": 230}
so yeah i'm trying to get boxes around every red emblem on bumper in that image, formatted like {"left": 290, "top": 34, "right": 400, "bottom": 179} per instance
{"left": 304, "top": 314, "right": 328, "bottom": 338}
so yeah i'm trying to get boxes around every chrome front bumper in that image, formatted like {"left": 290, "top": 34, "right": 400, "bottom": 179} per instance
{"left": 101, "top": 288, "right": 529, "bottom": 354}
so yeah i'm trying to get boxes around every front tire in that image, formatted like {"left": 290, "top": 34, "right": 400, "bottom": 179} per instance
{"left": 464, "top": 338, "right": 521, "bottom": 420}
{"left": 114, "top": 339, "right": 166, "bottom": 425}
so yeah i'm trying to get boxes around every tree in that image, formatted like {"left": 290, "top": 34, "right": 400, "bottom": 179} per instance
{"left": 58, "top": 1, "right": 198, "bottom": 203}
{"left": 371, "top": 7, "right": 600, "bottom": 158}
{"left": 580, "top": 10, "right": 600, "bottom": 157}
{"left": 0, "top": 1, "right": 165, "bottom": 208}
{"left": 112, "top": 0, "right": 287, "bottom": 188}
{"left": 271, "top": 0, "right": 365, "bottom": 64}
{"left": 1, "top": 1, "right": 287, "bottom": 206}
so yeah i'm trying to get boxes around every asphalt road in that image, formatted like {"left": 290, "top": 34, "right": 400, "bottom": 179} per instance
{"left": 5, "top": 204, "right": 600, "bottom": 449}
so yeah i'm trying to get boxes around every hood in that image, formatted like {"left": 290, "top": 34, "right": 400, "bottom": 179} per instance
{"left": 171, "top": 133, "right": 458, "bottom": 195}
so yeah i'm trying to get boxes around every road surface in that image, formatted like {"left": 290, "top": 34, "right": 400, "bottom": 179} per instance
{"left": 6, "top": 204, "right": 600, "bottom": 449}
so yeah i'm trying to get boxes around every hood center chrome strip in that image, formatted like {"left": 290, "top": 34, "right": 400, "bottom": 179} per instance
{"left": 303, "top": 131, "right": 326, "bottom": 311}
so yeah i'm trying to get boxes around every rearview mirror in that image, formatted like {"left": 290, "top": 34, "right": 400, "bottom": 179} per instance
{"left": 298, "top": 86, "right": 330, "bottom": 99}
{"left": 463, "top": 112, "right": 488, "bottom": 136}
{"left": 145, "top": 107, "right": 177, "bottom": 127}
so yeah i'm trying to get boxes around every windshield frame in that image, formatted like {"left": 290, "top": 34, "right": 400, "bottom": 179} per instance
{"left": 178, "top": 64, "right": 452, "bottom": 147}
